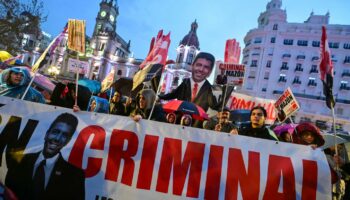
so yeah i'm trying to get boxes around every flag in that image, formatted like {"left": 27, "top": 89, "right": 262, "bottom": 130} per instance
{"left": 67, "top": 19, "right": 86, "bottom": 53}
{"left": 139, "top": 30, "right": 171, "bottom": 69}
{"left": 319, "top": 26, "right": 335, "bottom": 109}
{"left": 31, "top": 24, "right": 68, "bottom": 72}
{"left": 49, "top": 24, "right": 68, "bottom": 55}
{"left": 101, "top": 68, "right": 115, "bottom": 92}
{"left": 132, "top": 64, "right": 163, "bottom": 91}
{"left": 4, "top": 54, "right": 22, "bottom": 65}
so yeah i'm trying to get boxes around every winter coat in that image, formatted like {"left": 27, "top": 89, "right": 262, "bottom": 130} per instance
{"left": 0, "top": 67, "right": 45, "bottom": 103}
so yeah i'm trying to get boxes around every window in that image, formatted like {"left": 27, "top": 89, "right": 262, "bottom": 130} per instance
{"left": 270, "top": 37, "right": 276, "bottom": 43}
{"left": 283, "top": 39, "right": 293, "bottom": 45}
{"left": 266, "top": 60, "right": 272, "bottom": 68}
{"left": 281, "top": 62, "right": 288, "bottom": 70}
{"left": 99, "top": 43, "right": 105, "bottom": 51}
{"left": 186, "top": 53, "right": 194, "bottom": 64}
{"left": 248, "top": 71, "right": 256, "bottom": 79}
{"left": 293, "top": 76, "right": 301, "bottom": 84}
{"left": 278, "top": 74, "right": 287, "bottom": 83}
{"left": 176, "top": 53, "right": 184, "bottom": 63}
{"left": 344, "top": 43, "right": 350, "bottom": 50}
{"left": 342, "top": 70, "right": 350, "bottom": 77}
{"left": 295, "top": 63, "right": 303, "bottom": 72}
{"left": 344, "top": 56, "right": 350, "bottom": 64}
{"left": 297, "top": 40, "right": 308, "bottom": 46}
{"left": 312, "top": 56, "right": 319, "bottom": 61}
{"left": 312, "top": 41, "right": 320, "bottom": 47}
{"left": 246, "top": 39, "right": 251, "bottom": 46}
{"left": 310, "top": 65, "right": 318, "bottom": 73}
{"left": 308, "top": 77, "right": 317, "bottom": 87}
{"left": 273, "top": 24, "right": 278, "bottom": 30}
{"left": 251, "top": 60, "right": 258, "bottom": 67}
{"left": 340, "top": 81, "right": 350, "bottom": 90}
{"left": 254, "top": 38, "right": 262, "bottom": 44}
{"left": 117, "top": 70, "right": 122, "bottom": 75}
{"left": 329, "top": 42, "right": 339, "bottom": 49}
{"left": 336, "top": 108, "right": 344, "bottom": 115}
{"left": 262, "top": 88, "right": 267, "bottom": 92}
{"left": 264, "top": 71, "right": 270, "bottom": 79}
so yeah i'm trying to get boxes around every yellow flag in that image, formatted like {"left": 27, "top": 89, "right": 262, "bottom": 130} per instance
{"left": 67, "top": 19, "right": 86, "bottom": 53}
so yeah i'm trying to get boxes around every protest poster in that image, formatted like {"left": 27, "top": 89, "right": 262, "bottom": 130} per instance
{"left": 0, "top": 96, "right": 331, "bottom": 199}
{"left": 219, "top": 63, "right": 245, "bottom": 86}
{"left": 274, "top": 87, "right": 300, "bottom": 122}
{"left": 67, "top": 58, "right": 89, "bottom": 74}
{"left": 226, "top": 92, "right": 276, "bottom": 124}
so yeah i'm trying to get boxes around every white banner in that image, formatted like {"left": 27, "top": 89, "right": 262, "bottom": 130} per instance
{"left": 226, "top": 92, "right": 276, "bottom": 124}
{"left": 0, "top": 96, "right": 331, "bottom": 200}
{"left": 68, "top": 58, "right": 89, "bottom": 74}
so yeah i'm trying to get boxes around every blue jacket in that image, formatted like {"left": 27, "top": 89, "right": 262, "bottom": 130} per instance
{"left": 0, "top": 67, "right": 45, "bottom": 103}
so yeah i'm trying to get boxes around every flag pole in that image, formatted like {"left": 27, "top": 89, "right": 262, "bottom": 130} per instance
{"left": 148, "top": 68, "right": 165, "bottom": 120}
{"left": 331, "top": 105, "right": 338, "bottom": 156}
{"left": 21, "top": 70, "right": 38, "bottom": 100}
{"left": 221, "top": 81, "right": 229, "bottom": 112}
{"left": 75, "top": 54, "right": 79, "bottom": 106}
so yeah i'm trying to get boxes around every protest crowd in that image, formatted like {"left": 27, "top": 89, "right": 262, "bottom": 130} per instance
{"left": 1, "top": 49, "right": 350, "bottom": 200}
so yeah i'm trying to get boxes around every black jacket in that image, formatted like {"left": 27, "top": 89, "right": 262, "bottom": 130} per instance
{"left": 5, "top": 152, "right": 85, "bottom": 200}
{"left": 239, "top": 124, "right": 278, "bottom": 141}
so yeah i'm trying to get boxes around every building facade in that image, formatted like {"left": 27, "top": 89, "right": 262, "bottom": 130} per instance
{"left": 46, "top": 0, "right": 139, "bottom": 81}
{"left": 241, "top": 0, "right": 350, "bottom": 132}
{"left": 162, "top": 20, "right": 200, "bottom": 94}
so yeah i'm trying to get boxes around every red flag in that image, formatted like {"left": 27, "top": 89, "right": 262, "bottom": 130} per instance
{"left": 140, "top": 30, "right": 171, "bottom": 69}
{"left": 319, "top": 26, "right": 335, "bottom": 109}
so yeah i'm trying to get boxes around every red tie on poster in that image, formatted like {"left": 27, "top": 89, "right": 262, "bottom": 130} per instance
{"left": 192, "top": 83, "right": 198, "bottom": 102}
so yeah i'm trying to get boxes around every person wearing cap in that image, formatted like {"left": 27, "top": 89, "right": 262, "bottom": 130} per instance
{"left": 159, "top": 52, "right": 222, "bottom": 128}
{"left": 0, "top": 67, "right": 45, "bottom": 103}
{"left": 239, "top": 106, "right": 278, "bottom": 141}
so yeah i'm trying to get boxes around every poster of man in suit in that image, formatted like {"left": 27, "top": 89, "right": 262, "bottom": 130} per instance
{"left": 159, "top": 52, "right": 222, "bottom": 128}
{"left": 5, "top": 113, "right": 85, "bottom": 200}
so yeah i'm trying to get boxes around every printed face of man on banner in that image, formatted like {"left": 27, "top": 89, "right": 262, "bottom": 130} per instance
{"left": 192, "top": 58, "right": 212, "bottom": 83}
{"left": 43, "top": 113, "right": 78, "bottom": 158}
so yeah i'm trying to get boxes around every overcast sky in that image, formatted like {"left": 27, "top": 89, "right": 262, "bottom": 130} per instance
{"left": 41, "top": 0, "right": 350, "bottom": 61}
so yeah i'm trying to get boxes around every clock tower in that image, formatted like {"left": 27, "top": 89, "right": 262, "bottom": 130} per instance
{"left": 93, "top": 0, "right": 119, "bottom": 37}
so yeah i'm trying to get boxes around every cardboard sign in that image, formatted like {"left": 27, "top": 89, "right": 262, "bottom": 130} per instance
{"left": 274, "top": 87, "right": 300, "bottom": 122}
{"left": 219, "top": 63, "right": 245, "bottom": 86}
{"left": 68, "top": 58, "right": 89, "bottom": 74}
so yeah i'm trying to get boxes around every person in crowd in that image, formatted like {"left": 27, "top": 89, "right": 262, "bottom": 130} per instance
{"left": 239, "top": 106, "right": 278, "bottom": 141}
{"left": 109, "top": 90, "right": 126, "bottom": 116}
{"left": 324, "top": 144, "right": 347, "bottom": 200}
{"left": 0, "top": 67, "right": 45, "bottom": 103}
{"left": 273, "top": 124, "right": 295, "bottom": 143}
{"left": 166, "top": 112, "right": 177, "bottom": 124}
{"left": 87, "top": 96, "right": 109, "bottom": 113}
{"left": 51, "top": 82, "right": 91, "bottom": 111}
{"left": 130, "top": 89, "right": 165, "bottom": 122}
{"left": 5, "top": 113, "right": 85, "bottom": 200}
{"left": 159, "top": 52, "right": 222, "bottom": 128}
{"left": 204, "top": 108, "right": 237, "bottom": 134}
{"left": 294, "top": 122, "right": 325, "bottom": 148}
{"left": 216, "top": 69, "right": 227, "bottom": 85}
{"left": 180, "top": 114, "right": 192, "bottom": 127}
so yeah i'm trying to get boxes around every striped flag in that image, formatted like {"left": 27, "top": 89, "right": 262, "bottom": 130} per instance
{"left": 319, "top": 26, "right": 335, "bottom": 109}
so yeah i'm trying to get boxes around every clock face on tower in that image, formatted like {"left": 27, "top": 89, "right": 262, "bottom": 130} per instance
{"left": 100, "top": 11, "right": 106, "bottom": 17}
{"left": 109, "top": 15, "right": 115, "bottom": 22}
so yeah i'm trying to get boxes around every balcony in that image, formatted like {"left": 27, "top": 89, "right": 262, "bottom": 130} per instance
{"left": 280, "top": 66, "right": 289, "bottom": 71}
{"left": 295, "top": 67, "right": 304, "bottom": 72}
{"left": 250, "top": 64, "right": 257, "bottom": 67}
{"left": 308, "top": 82, "right": 317, "bottom": 87}
{"left": 340, "top": 86, "right": 350, "bottom": 91}
{"left": 282, "top": 54, "right": 291, "bottom": 60}
{"left": 248, "top": 76, "right": 256, "bottom": 79}
{"left": 278, "top": 78, "right": 287, "bottom": 83}
{"left": 312, "top": 56, "right": 319, "bottom": 62}
{"left": 296, "top": 55, "right": 306, "bottom": 60}
{"left": 344, "top": 60, "right": 350, "bottom": 65}
{"left": 292, "top": 80, "right": 301, "bottom": 85}
{"left": 342, "top": 72, "right": 350, "bottom": 78}
{"left": 310, "top": 69, "right": 319, "bottom": 74}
